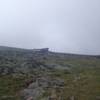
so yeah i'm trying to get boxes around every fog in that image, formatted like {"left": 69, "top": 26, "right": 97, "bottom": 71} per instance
{"left": 0, "top": 0, "right": 100, "bottom": 55}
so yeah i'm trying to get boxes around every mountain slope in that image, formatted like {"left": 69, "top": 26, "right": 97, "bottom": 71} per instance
{"left": 0, "top": 46, "right": 100, "bottom": 100}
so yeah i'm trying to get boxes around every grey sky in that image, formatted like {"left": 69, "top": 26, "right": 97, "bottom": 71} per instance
{"left": 0, "top": 0, "right": 100, "bottom": 55}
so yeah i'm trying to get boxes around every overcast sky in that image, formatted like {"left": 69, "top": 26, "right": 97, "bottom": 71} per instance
{"left": 0, "top": 0, "right": 100, "bottom": 55}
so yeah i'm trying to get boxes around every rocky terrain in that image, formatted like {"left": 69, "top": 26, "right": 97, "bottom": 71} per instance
{"left": 0, "top": 46, "right": 100, "bottom": 100}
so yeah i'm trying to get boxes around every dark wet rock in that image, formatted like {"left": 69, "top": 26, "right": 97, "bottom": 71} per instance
{"left": 20, "top": 76, "right": 65, "bottom": 100}
{"left": 0, "top": 66, "right": 14, "bottom": 75}
{"left": 20, "top": 87, "right": 44, "bottom": 100}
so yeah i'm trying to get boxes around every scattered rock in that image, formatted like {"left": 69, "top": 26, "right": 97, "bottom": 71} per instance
{"left": 20, "top": 76, "right": 65, "bottom": 100}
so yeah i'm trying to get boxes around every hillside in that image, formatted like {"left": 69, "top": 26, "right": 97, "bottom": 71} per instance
{"left": 0, "top": 46, "right": 100, "bottom": 100}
